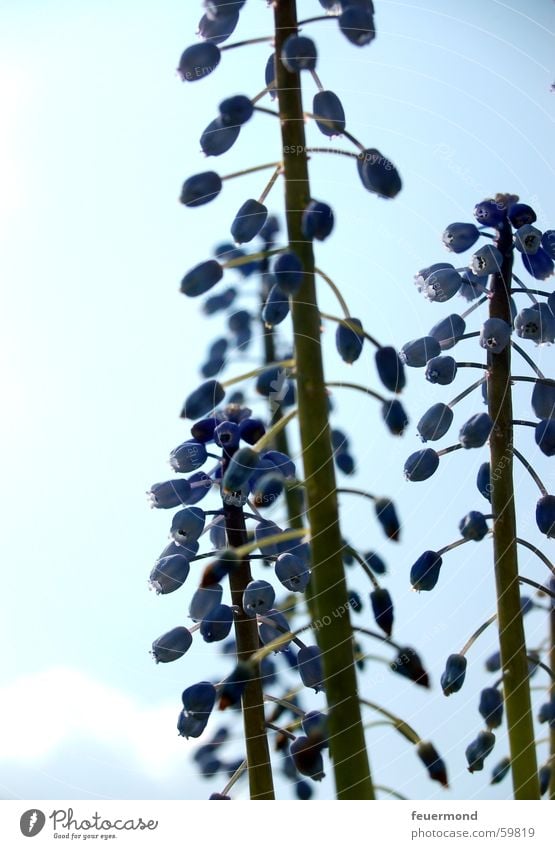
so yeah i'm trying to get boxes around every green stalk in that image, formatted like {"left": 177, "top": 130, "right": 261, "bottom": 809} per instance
{"left": 222, "top": 465, "right": 275, "bottom": 799}
{"left": 272, "top": 0, "right": 374, "bottom": 799}
{"left": 487, "top": 214, "right": 539, "bottom": 799}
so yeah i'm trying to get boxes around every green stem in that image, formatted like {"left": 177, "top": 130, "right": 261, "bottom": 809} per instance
{"left": 222, "top": 450, "right": 275, "bottom": 800}
{"left": 273, "top": 0, "right": 374, "bottom": 800}
{"left": 487, "top": 217, "right": 539, "bottom": 799}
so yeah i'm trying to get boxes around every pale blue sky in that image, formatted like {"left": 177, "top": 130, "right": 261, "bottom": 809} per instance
{"left": 0, "top": 0, "right": 554, "bottom": 800}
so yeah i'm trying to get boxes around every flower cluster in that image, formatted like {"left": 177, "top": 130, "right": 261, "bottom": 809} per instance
{"left": 401, "top": 193, "right": 555, "bottom": 797}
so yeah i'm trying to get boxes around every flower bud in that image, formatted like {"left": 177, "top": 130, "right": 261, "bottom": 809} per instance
{"left": 298, "top": 645, "right": 324, "bottom": 692}
{"left": 442, "top": 222, "right": 480, "bottom": 253}
{"left": 490, "top": 757, "right": 511, "bottom": 785}
{"left": 404, "top": 448, "right": 439, "bottom": 481}
{"left": 370, "top": 587, "right": 394, "bottom": 635}
{"left": 410, "top": 550, "right": 442, "bottom": 592}
{"left": 536, "top": 494, "right": 555, "bottom": 537}
{"left": 170, "top": 506, "right": 206, "bottom": 544}
{"left": 200, "top": 604, "right": 234, "bottom": 642}
{"left": 466, "top": 730, "right": 496, "bottom": 772}
{"left": 242, "top": 580, "right": 276, "bottom": 617}
{"left": 480, "top": 318, "right": 511, "bottom": 353}
{"left": 375, "top": 346, "right": 406, "bottom": 393}
{"left": 470, "top": 244, "right": 502, "bottom": 276}
{"left": 417, "top": 741, "right": 449, "bottom": 788}
{"left": 440, "top": 654, "right": 467, "bottom": 696}
{"left": 459, "top": 412, "right": 493, "bottom": 448}
{"left": 231, "top": 199, "right": 268, "bottom": 244}
{"left": 181, "top": 380, "right": 225, "bottom": 419}
{"left": 180, "top": 171, "right": 222, "bottom": 207}
{"left": 152, "top": 626, "right": 193, "bottom": 663}
{"left": 374, "top": 498, "right": 401, "bottom": 541}
{"left": 479, "top": 687, "right": 504, "bottom": 729}
{"left": 459, "top": 510, "right": 489, "bottom": 541}
{"left": 178, "top": 43, "right": 221, "bottom": 82}
{"left": 425, "top": 355, "right": 457, "bottom": 385}
{"left": 390, "top": 646, "right": 430, "bottom": 687}
{"left": 149, "top": 554, "right": 190, "bottom": 594}
{"left": 290, "top": 736, "right": 325, "bottom": 781}
{"left": 417, "top": 403, "right": 453, "bottom": 442}
{"left": 400, "top": 336, "right": 441, "bottom": 367}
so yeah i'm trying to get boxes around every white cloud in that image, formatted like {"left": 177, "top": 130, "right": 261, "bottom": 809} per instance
{"left": 0, "top": 667, "right": 191, "bottom": 778}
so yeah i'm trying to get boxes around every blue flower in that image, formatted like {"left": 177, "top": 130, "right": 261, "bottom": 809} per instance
{"left": 514, "top": 304, "right": 555, "bottom": 344}
{"left": 416, "top": 267, "right": 462, "bottom": 302}
{"left": 374, "top": 498, "right": 401, "bottom": 541}
{"left": 479, "top": 318, "right": 511, "bottom": 353}
{"left": 390, "top": 646, "right": 430, "bottom": 687}
{"left": 514, "top": 224, "right": 542, "bottom": 254}
{"left": 219, "top": 94, "right": 253, "bottom": 126}
{"left": 479, "top": 687, "right": 504, "bottom": 729}
{"left": 490, "top": 757, "right": 511, "bottom": 786}
{"left": 473, "top": 199, "right": 506, "bottom": 227}
{"left": 459, "top": 510, "right": 489, "bottom": 540}
{"left": 297, "top": 646, "right": 324, "bottom": 692}
{"left": 170, "top": 506, "right": 206, "bottom": 544}
{"left": 459, "top": 412, "right": 493, "bottom": 448}
{"left": 231, "top": 199, "right": 268, "bottom": 244}
{"left": 440, "top": 654, "right": 467, "bottom": 696}
{"left": 417, "top": 741, "right": 449, "bottom": 788}
{"left": 469, "top": 244, "right": 502, "bottom": 276}
{"left": 356, "top": 148, "right": 401, "bottom": 198}
{"left": 200, "top": 604, "right": 234, "bottom": 642}
{"left": 313, "top": 90, "right": 346, "bottom": 137}
{"left": 375, "top": 346, "right": 406, "bottom": 393}
{"left": 381, "top": 399, "right": 409, "bottom": 435}
{"left": 400, "top": 336, "right": 441, "bottom": 367}
{"left": 276, "top": 553, "right": 311, "bottom": 592}
{"left": 189, "top": 585, "right": 223, "bottom": 622}
{"left": 181, "top": 380, "right": 225, "bottom": 419}
{"left": 466, "top": 730, "right": 496, "bottom": 772}
{"left": 425, "top": 355, "right": 457, "bottom": 385}
{"left": 404, "top": 448, "right": 439, "bottom": 481}
{"left": 181, "top": 259, "right": 224, "bottom": 297}
{"left": 536, "top": 494, "right": 555, "bottom": 538}
{"left": 180, "top": 171, "right": 222, "bottom": 207}
{"left": 417, "top": 403, "right": 453, "bottom": 442}
{"left": 336, "top": 317, "right": 364, "bottom": 363}
{"left": 198, "top": 11, "right": 238, "bottom": 45}
{"left": 290, "top": 737, "right": 325, "bottom": 781}
{"left": 170, "top": 440, "right": 208, "bottom": 473}
{"left": 428, "top": 314, "right": 466, "bottom": 350}
{"left": 152, "top": 626, "right": 193, "bottom": 663}
{"left": 535, "top": 420, "right": 555, "bottom": 456}
{"left": 508, "top": 202, "right": 536, "bottom": 228}
{"left": 370, "top": 588, "right": 394, "bottom": 635}
{"left": 532, "top": 379, "right": 555, "bottom": 419}
{"left": 242, "top": 580, "right": 276, "bottom": 617}
{"left": 281, "top": 35, "right": 318, "bottom": 72}
{"left": 339, "top": 6, "right": 376, "bottom": 47}
{"left": 149, "top": 554, "right": 190, "bottom": 594}
{"left": 148, "top": 479, "right": 193, "bottom": 508}
{"left": 302, "top": 200, "right": 334, "bottom": 241}
{"left": 521, "top": 247, "right": 554, "bottom": 280}
{"left": 442, "top": 222, "right": 480, "bottom": 253}
{"left": 178, "top": 43, "right": 221, "bottom": 82}
{"left": 410, "top": 550, "right": 442, "bottom": 591}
